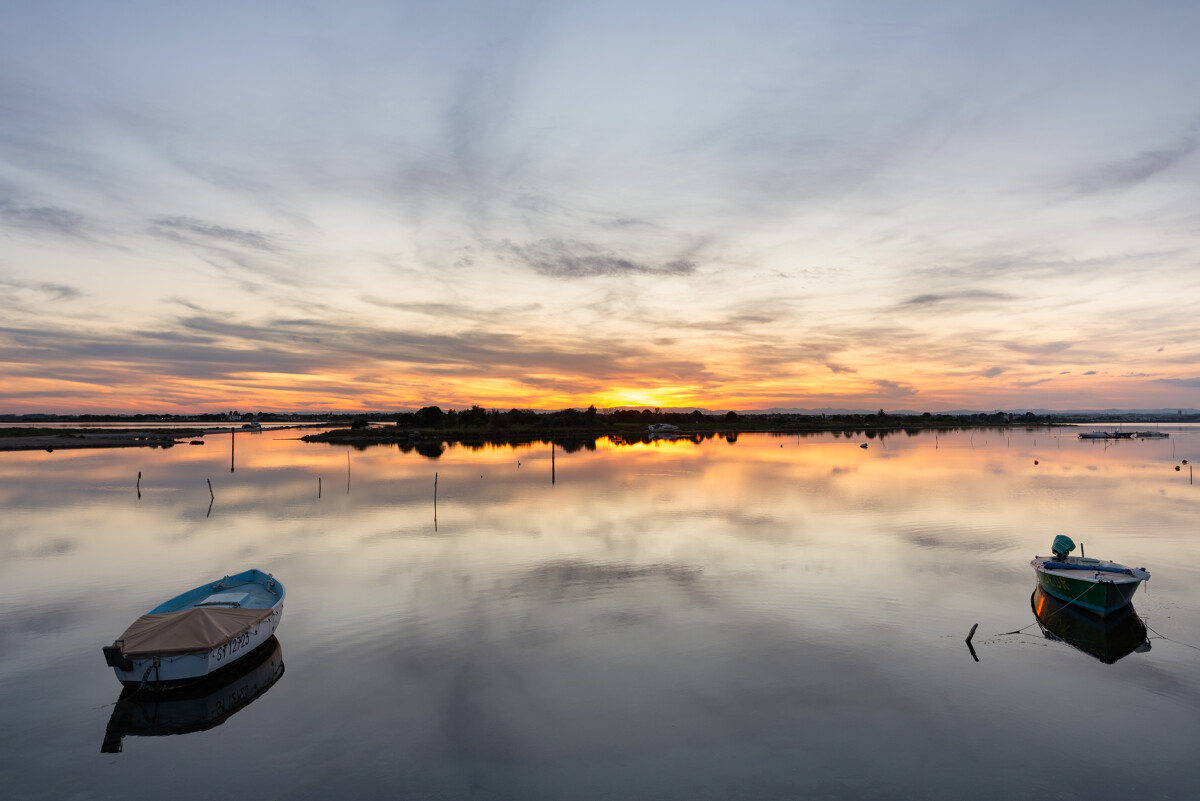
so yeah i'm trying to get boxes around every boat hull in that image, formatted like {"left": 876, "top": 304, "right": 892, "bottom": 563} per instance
{"left": 1031, "top": 587, "right": 1148, "bottom": 664}
{"left": 111, "top": 605, "right": 283, "bottom": 689}
{"left": 1034, "top": 564, "right": 1143, "bottom": 616}
{"left": 105, "top": 568, "right": 285, "bottom": 690}
{"left": 102, "top": 637, "right": 285, "bottom": 752}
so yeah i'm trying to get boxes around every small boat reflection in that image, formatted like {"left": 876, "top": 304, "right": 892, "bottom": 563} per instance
{"left": 101, "top": 637, "right": 284, "bottom": 753}
{"left": 1031, "top": 587, "right": 1151, "bottom": 664}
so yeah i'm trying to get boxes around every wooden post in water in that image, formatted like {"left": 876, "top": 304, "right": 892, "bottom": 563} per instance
{"left": 137, "top": 471, "right": 141, "bottom": 499}
{"left": 434, "top": 472, "right": 438, "bottom": 531}
{"left": 207, "top": 478, "right": 214, "bottom": 500}
{"left": 230, "top": 427, "right": 235, "bottom": 473}
{"left": 318, "top": 477, "right": 322, "bottom": 498}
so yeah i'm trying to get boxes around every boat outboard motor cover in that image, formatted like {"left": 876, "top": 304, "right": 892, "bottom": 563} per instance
{"left": 1051, "top": 535, "right": 1076, "bottom": 561}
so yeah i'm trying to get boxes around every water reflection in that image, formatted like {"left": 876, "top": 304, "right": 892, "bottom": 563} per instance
{"left": 1031, "top": 587, "right": 1151, "bottom": 664}
{"left": 101, "top": 637, "right": 285, "bottom": 753}
{"left": 2, "top": 427, "right": 1199, "bottom": 798}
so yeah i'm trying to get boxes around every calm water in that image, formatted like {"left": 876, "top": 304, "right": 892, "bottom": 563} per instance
{"left": 2, "top": 427, "right": 1198, "bottom": 800}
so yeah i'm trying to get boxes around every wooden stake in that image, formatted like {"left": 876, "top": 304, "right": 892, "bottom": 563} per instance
{"left": 965, "top": 623, "right": 980, "bottom": 662}
{"left": 207, "top": 478, "right": 214, "bottom": 499}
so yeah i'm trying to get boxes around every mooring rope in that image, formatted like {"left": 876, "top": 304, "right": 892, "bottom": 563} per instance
{"left": 994, "top": 582, "right": 1098, "bottom": 637}
{"left": 1144, "top": 623, "right": 1200, "bottom": 653}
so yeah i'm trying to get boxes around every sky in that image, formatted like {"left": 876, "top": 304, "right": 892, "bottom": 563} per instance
{"left": 2, "top": 0, "right": 1199, "bottom": 414}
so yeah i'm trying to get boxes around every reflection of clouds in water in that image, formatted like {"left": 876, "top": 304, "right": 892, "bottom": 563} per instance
{"left": 892, "top": 524, "right": 1012, "bottom": 554}
{"left": 2, "top": 428, "right": 1200, "bottom": 797}
{"left": 340, "top": 555, "right": 892, "bottom": 792}
{"left": 0, "top": 600, "right": 82, "bottom": 650}
{"left": 3, "top": 537, "right": 78, "bottom": 559}
{"left": 506, "top": 559, "right": 702, "bottom": 600}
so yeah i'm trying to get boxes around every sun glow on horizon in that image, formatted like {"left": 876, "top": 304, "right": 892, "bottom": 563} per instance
{"left": 594, "top": 387, "right": 704, "bottom": 410}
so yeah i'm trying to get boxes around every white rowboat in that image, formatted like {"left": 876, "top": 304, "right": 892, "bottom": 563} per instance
{"left": 102, "top": 569, "right": 284, "bottom": 689}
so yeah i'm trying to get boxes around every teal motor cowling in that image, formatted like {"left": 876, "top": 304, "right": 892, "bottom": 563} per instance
{"left": 1051, "top": 534, "right": 1076, "bottom": 560}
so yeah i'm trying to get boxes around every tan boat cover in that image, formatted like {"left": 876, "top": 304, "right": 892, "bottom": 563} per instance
{"left": 116, "top": 607, "right": 273, "bottom": 658}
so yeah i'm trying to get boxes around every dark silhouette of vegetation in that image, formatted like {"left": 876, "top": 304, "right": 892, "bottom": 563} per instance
{"left": 297, "top": 405, "right": 1104, "bottom": 455}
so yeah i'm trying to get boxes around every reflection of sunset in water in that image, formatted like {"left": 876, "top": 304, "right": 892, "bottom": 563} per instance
{"left": 2, "top": 426, "right": 1199, "bottom": 799}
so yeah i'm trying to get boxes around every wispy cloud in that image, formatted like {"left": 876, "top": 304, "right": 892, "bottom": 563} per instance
{"left": 0, "top": 277, "right": 83, "bottom": 309}
{"left": 901, "top": 290, "right": 1016, "bottom": 307}
{"left": 1004, "top": 340, "right": 1074, "bottom": 357}
{"left": 0, "top": 310, "right": 716, "bottom": 396}
{"left": 1157, "top": 377, "right": 1200, "bottom": 388}
{"left": 827, "top": 363, "right": 857, "bottom": 374}
{"left": 148, "top": 216, "right": 280, "bottom": 252}
{"left": 362, "top": 297, "right": 544, "bottom": 324}
{"left": 1072, "top": 133, "right": 1198, "bottom": 195}
{"left": 506, "top": 240, "right": 696, "bottom": 279}
{"left": 0, "top": 200, "right": 86, "bottom": 237}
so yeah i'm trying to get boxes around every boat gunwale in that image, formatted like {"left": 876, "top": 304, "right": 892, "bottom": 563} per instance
{"left": 147, "top": 568, "right": 284, "bottom": 615}
{"left": 1031, "top": 556, "right": 1148, "bottom": 585}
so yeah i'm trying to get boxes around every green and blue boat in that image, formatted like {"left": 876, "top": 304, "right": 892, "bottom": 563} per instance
{"left": 1031, "top": 535, "right": 1149, "bottom": 617}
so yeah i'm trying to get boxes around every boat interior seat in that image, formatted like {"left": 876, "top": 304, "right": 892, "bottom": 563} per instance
{"left": 195, "top": 591, "right": 251, "bottom": 608}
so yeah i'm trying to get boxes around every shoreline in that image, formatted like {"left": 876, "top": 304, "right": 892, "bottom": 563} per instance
{"left": 0, "top": 431, "right": 197, "bottom": 452}
{"left": 0, "top": 424, "right": 322, "bottom": 452}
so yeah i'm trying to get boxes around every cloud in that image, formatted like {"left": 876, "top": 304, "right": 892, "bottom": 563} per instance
{"left": 506, "top": 240, "right": 696, "bottom": 279}
{"left": 0, "top": 200, "right": 86, "bottom": 237}
{"left": 361, "top": 297, "right": 544, "bottom": 325}
{"left": 148, "top": 216, "right": 280, "bottom": 252}
{"left": 1004, "top": 340, "right": 1074, "bottom": 357}
{"left": 1156, "top": 377, "right": 1200, "bottom": 388}
{"left": 901, "top": 290, "right": 1016, "bottom": 307}
{"left": 0, "top": 309, "right": 716, "bottom": 398}
{"left": 37, "top": 283, "right": 80, "bottom": 301}
{"left": 1015, "top": 378, "right": 1052, "bottom": 388}
{"left": 872, "top": 379, "right": 917, "bottom": 397}
{"left": 827, "top": 363, "right": 857, "bottom": 374}
{"left": 978, "top": 367, "right": 1006, "bottom": 378}
{"left": 1073, "top": 134, "right": 1198, "bottom": 195}
{"left": 0, "top": 278, "right": 83, "bottom": 309}
{"left": 1083, "top": 370, "right": 1097, "bottom": 375}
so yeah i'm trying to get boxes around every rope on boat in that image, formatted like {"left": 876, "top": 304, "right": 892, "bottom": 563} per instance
{"left": 125, "top": 664, "right": 155, "bottom": 698}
